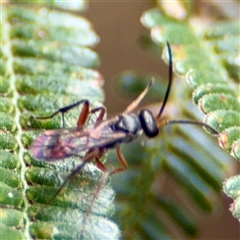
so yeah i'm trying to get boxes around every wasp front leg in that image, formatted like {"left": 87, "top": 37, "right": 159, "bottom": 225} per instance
{"left": 30, "top": 100, "right": 90, "bottom": 128}
{"left": 58, "top": 101, "right": 106, "bottom": 128}
{"left": 30, "top": 100, "right": 106, "bottom": 129}
{"left": 89, "top": 107, "right": 106, "bottom": 127}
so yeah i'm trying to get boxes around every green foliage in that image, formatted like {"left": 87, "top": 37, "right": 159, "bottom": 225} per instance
{"left": 1, "top": 2, "right": 119, "bottom": 240}
{"left": 141, "top": 7, "right": 239, "bottom": 159}
{"left": 111, "top": 2, "right": 239, "bottom": 239}
{"left": 1, "top": 1, "right": 239, "bottom": 240}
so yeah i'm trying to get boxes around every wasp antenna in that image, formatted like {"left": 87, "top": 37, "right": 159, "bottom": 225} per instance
{"left": 165, "top": 119, "right": 219, "bottom": 135}
{"left": 156, "top": 41, "right": 173, "bottom": 119}
{"left": 123, "top": 78, "right": 154, "bottom": 114}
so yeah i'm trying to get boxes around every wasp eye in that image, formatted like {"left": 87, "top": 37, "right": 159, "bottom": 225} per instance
{"left": 139, "top": 109, "right": 159, "bottom": 138}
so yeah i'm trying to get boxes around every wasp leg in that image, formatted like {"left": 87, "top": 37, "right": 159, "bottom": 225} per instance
{"left": 80, "top": 147, "right": 126, "bottom": 236}
{"left": 95, "top": 158, "right": 107, "bottom": 172}
{"left": 33, "top": 149, "right": 101, "bottom": 219}
{"left": 109, "top": 145, "right": 128, "bottom": 175}
{"left": 92, "top": 145, "right": 128, "bottom": 174}
{"left": 76, "top": 100, "right": 90, "bottom": 127}
{"left": 89, "top": 107, "right": 106, "bottom": 127}
{"left": 67, "top": 102, "right": 106, "bottom": 127}
{"left": 31, "top": 100, "right": 90, "bottom": 128}
{"left": 80, "top": 170, "right": 110, "bottom": 239}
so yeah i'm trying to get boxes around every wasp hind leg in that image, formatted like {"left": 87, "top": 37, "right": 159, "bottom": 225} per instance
{"left": 32, "top": 149, "right": 101, "bottom": 219}
{"left": 81, "top": 145, "right": 128, "bottom": 237}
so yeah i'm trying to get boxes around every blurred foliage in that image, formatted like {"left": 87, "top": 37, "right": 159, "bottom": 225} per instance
{"left": 112, "top": 1, "right": 239, "bottom": 239}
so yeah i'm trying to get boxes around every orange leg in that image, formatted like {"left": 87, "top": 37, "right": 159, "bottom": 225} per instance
{"left": 80, "top": 170, "right": 110, "bottom": 239}
{"left": 76, "top": 101, "right": 90, "bottom": 127}
{"left": 31, "top": 100, "right": 90, "bottom": 128}
{"left": 34, "top": 149, "right": 101, "bottom": 218}
{"left": 92, "top": 145, "right": 128, "bottom": 175}
{"left": 31, "top": 99, "right": 106, "bottom": 129}
{"left": 78, "top": 105, "right": 105, "bottom": 128}
{"left": 95, "top": 158, "right": 107, "bottom": 172}
{"left": 110, "top": 145, "right": 128, "bottom": 175}
{"left": 89, "top": 107, "right": 106, "bottom": 127}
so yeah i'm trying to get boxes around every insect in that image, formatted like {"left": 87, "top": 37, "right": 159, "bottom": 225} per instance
{"left": 30, "top": 42, "right": 218, "bottom": 168}
{"left": 29, "top": 42, "right": 218, "bottom": 235}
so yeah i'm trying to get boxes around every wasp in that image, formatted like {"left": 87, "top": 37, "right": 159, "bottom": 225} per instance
{"left": 30, "top": 42, "right": 218, "bottom": 169}
{"left": 29, "top": 42, "right": 219, "bottom": 219}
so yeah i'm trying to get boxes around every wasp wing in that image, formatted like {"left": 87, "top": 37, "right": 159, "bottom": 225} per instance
{"left": 30, "top": 125, "right": 127, "bottom": 161}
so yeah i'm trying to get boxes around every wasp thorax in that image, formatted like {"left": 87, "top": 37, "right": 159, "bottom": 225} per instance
{"left": 113, "top": 113, "right": 141, "bottom": 135}
{"left": 138, "top": 109, "right": 159, "bottom": 138}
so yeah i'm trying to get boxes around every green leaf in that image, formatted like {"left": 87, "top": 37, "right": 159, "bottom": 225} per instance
{"left": 223, "top": 176, "right": 240, "bottom": 220}
{"left": 110, "top": 2, "right": 239, "bottom": 239}
{"left": 1, "top": 3, "right": 119, "bottom": 240}
{"left": 141, "top": 7, "right": 239, "bottom": 159}
{"left": 1, "top": 2, "right": 239, "bottom": 239}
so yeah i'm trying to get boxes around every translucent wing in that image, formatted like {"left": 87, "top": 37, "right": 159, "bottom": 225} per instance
{"left": 30, "top": 125, "right": 127, "bottom": 161}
